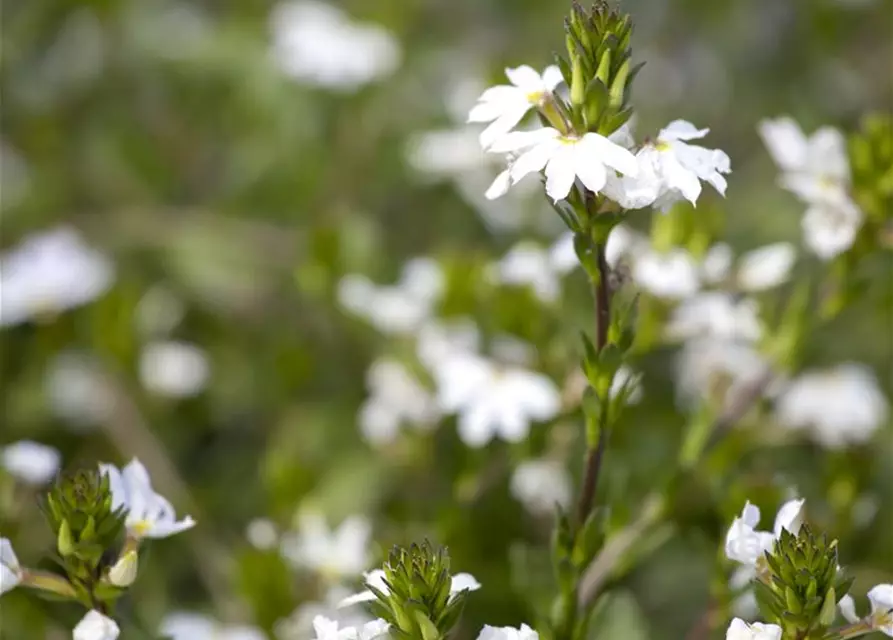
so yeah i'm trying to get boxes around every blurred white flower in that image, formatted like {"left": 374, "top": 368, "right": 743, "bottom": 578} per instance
{"left": 73, "top": 610, "right": 120, "bottom": 640}
{"left": 487, "top": 127, "right": 638, "bottom": 203}
{"left": 477, "top": 624, "right": 539, "bottom": 640}
{"left": 510, "top": 459, "right": 572, "bottom": 515}
{"left": 1, "top": 440, "right": 61, "bottom": 485}
{"left": 666, "top": 293, "right": 763, "bottom": 342}
{"left": 802, "top": 196, "right": 864, "bottom": 260}
{"left": 432, "top": 351, "right": 560, "bottom": 447}
{"left": 359, "top": 358, "right": 439, "bottom": 446}
{"left": 280, "top": 510, "right": 371, "bottom": 580}
{"left": 246, "top": 518, "right": 279, "bottom": 551}
{"left": 467, "top": 65, "right": 564, "bottom": 149}
{"left": 45, "top": 351, "right": 114, "bottom": 428}
{"left": 775, "top": 363, "right": 888, "bottom": 448}
{"left": 311, "top": 615, "right": 390, "bottom": 640}
{"left": 271, "top": 1, "right": 400, "bottom": 91}
{"left": 548, "top": 233, "right": 578, "bottom": 274}
{"left": 276, "top": 586, "right": 373, "bottom": 640}
{"left": 160, "top": 612, "right": 266, "bottom": 640}
{"left": 735, "top": 243, "right": 796, "bottom": 291}
{"left": 101, "top": 458, "right": 195, "bottom": 539}
{"left": 725, "top": 499, "right": 804, "bottom": 568}
{"left": 632, "top": 248, "right": 700, "bottom": 300}
{"left": 337, "top": 258, "right": 444, "bottom": 335}
{"left": 725, "top": 618, "right": 782, "bottom": 640}
{"left": 1, "top": 537, "right": 23, "bottom": 595}
{"left": 339, "top": 569, "right": 480, "bottom": 608}
{"left": 416, "top": 318, "right": 480, "bottom": 370}
{"left": 406, "top": 128, "right": 488, "bottom": 179}
{"left": 605, "top": 224, "right": 650, "bottom": 268}
{"left": 0, "top": 226, "right": 113, "bottom": 327}
{"left": 840, "top": 585, "right": 893, "bottom": 636}
{"left": 675, "top": 338, "right": 768, "bottom": 409}
{"left": 139, "top": 340, "right": 210, "bottom": 398}
{"left": 490, "top": 244, "right": 557, "bottom": 302}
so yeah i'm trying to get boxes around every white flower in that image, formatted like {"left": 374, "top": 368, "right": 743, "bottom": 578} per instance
{"left": 280, "top": 510, "right": 371, "bottom": 580}
{"left": 675, "top": 338, "right": 767, "bottom": 409}
{"left": 339, "top": 569, "right": 480, "bottom": 608}
{"left": 735, "top": 243, "right": 796, "bottom": 291}
{"left": 100, "top": 459, "right": 196, "bottom": 539}
{"left": 604, "top": 224, "right": 650, "bottom": 268}
{"left": 477, "top": 624, "right": 538, "bottom": 640}
{"left": 337, "top": 259, "right": 444, "bottom": 335}
{"left": 359, "top": 359, "right": 439, "bottom": 445}
{"left": 467, "top": 65, "right": 564, "bottom": 149}
{"left": 245, "top": 518, "right": 279, "bottom": 551}
{"left": 839, "top": 585, "right": 893, "bottom": 636}
{"left": 631, "top": 248, "right": 700, "bottom": 300}
{"left": 510, "top": 459, "right": 572, "bottom": 515}
{"left": 0, "top": 226, "right": 113, "bottom": 327}
{"left": 725, "top": 618, "right": 782, "bottom": 640}
{"left": 758, "top": 118, "right": 850, "bottom": 204}
{"left": 73, "top": 610, "right": 120, "bottom": 640}
{"left": 619, "top": 120, "right": 731, "bottom": 209}
{"left": 45, "top": 351, "right": 114, "bottom": 428}
{"left": 1, "top": 440, "right": 61, "bottom": 485}
{"left": 1, "top": 537, "right": 23, "bottom": 595}
{"left": 276, "top": 585, "right": 374, "bottom": 640}
{"left": 487, "top": 127, "right": 639, "bottom": 202}
{"left": 416, "top": 318, "right": 480, "bottom": 370}
{"left": 139, "top": 340, "right": 209, "bottom": 398}
{"left": 666, "top": 293, "right": 763, "bottom": 342}
{"left": 160, "top": 612, "right": 266, "bottom": 640}
{"left": 775, "top": 363, "right": 888, "bottom": 448}
{"left": 802, "top": 196, "right": 863, "bottom": 260}
{"left": 724, "top": 499, "right": 805, "bottom": 568}
{"left": 271, "top": 1, "right": 400, "bottom": 91}
{"left": 490, "top": 243, "right": 561, "bottom": 302}
{"left": 311, "top": 615, "right": 390, "bottom": 640}
{"left": 432, "top": 351, "right": 560, "bottom": 447}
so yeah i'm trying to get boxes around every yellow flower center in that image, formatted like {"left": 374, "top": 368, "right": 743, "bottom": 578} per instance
{"left": 131, "top": 520, "right": 153, "bottom": 537}
{"left": 526, "top": 90, "right": 545, "bottom": 104}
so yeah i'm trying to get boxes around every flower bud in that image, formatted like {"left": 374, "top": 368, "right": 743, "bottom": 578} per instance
{"left": 107, "top": 550, "right": 138, "bottom": 587}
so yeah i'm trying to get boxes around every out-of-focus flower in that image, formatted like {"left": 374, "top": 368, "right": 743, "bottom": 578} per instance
{"left": 666, "top": 293, "right": 763, "bottom": 342}
{"left": 775, "top": 363, "right": 888, "bottom": 448}
{"left": 631, "top": 248, "right": 701, "bottom": 300}
{"left": 0, "top": 227, "right": 113, "bottom": 328}
{"left": 477, "top": 624, "right": 539, "bottom": 640}
{"left": 246, "top": 518, "right": 279, "bottom": 551}
{"left": 735, "top": 243, "right": 796, "bottom": 291}
{"left": 802, "top": 196, "right": 864, "bottom": 260}
{"left": 840, "top": 585, "right": 893, "bottom": 636}
{"left": 280, "top": 510, "right": 371, "bottom": 580}
{"left": 337, "top": 258, "right": 444, "bottom": 335}
{"left": 311, "top": 615, "right": 390, "bottom": 640}
{"left": 725, "top": 499, "right": 804, "bottom": 568}
{"left": 339, "top": 569, "right": 480, "bottom": 608}
{"left": 489, "top": 240, "right": 580, "bottom": 302}
{"left": 139, "top": 340, "right": 210, "bottom": 398}
{"left": 416, "top": 318, "right": 480, "bottom": 370}
{"left": 1, "top": 440, "right": 61, "bottom": 485}
{"left": 510, "top": 459, "right": 572, "bottom": 515}
{"left": 106, "top": 550, "right": 138, "bottom": 587}
{"left": 276, "top": 586, "right": 374, "bottom": 640}
{"left": 725, "top": 618, "right": 782, "bottom": 640}
{"left": 160, "top": 612, "right": 266, "bottom": 640}
{"left": 100, "top": 458, "right": 195, "bottom": 539}
{"left": 675, "top": 338, "right": 768, "bottom": 410}
{"left": 432, "top": 351, "right": 560, "bottom": 447}
{"left": 487, "top": 127, "right": 638, "bottom": 202}
{"left": 1, "top": 537, "right": 23, "bottom": 595}
{"left": 271, "top": 1, "right": 400, "bottom": 91}
{"left": 467, "top": 65, "right": 564, "bottom": 149}
{"left": 45, "top": 351, "right": 114, "bottom": 428}
{"left": 73, "top": 610, "right": 120, "bottom": 640}
{"left": 358, "top": 359, "right": 439, "bottom": 446}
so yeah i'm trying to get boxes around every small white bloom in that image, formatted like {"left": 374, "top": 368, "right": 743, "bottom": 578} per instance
{"left": 0, "top": 227, "right": 113, "bottom": 327}
{"left": 838, "top": 586, "right": 893, "bottom": 636}
{"left": 510, "top": 459, "right": 572, "bottom": 515}
{"left": 801, "top": 195, "right": 863, "bottom": 260}
{"left": 725, "top": 618, "right": 782, "bottom": 640}
{"left": 407, "top": 128, "right": 488, "bottom": 179}
{"left": 467, "top": 65, "right": 564, "bottom": 149}
{"left": 100, "top": 458, "right": 195, "bottom": 539}
{"left": 276, "top": 585, "right": 374, "bottom": 639}
{"left": 432, "top": 352, "right": 560, "bottom": 447}
{"left": 1, "top": 440, "right": 61, "bottom": 485}
{"left": 724, "top": 499, "right": 804, "bottom": 568}
{"left": 1, "top": 537, "right": 23, "bottom": 595}
{"left": 666, "top": 293, "right": 763, "bottom": 342}
{"left": 736, "top": 243, "right": 796, "bottom": 291}
{"left": 271, "top": 1, "right": 400, "bottom": 91}
{"left": 45, "top": 351, "right": 114, "bottom": 428}
{"left": 632, "top": 248, "right": 700, "bottom": 300}
{"left": 701, "top": 243, "right": 734, "bottom": 284}
{"left": 73, "top": 610, "right": 120, "bottom": 640}
{"left": 359, "top": 358, "right": 439, "bottom": 445}
{"left": 416, "top": 318, "right": 480, "bottom": 370}
{"left": 487, "top": 127, "right": 639, "bottom": 202}
{"left": 758, "top": 118, "right": 850, "bottom": 204}
{"left": 311, "top": 615, "right": 390, "bottom": 640}
{"left": 490, "top": 243, "right": 562, "bottom": 302}
{"left": 161, "top": 611, "right": 266, "bottom": 640}
{"left": 605, "top": 224, "right": 650, "bottom": 268}
{"left": 246, "top": 518, "right": 279, "bottom": 551}
{"left": 775, "top": 363, "right": 888, "bottom": 448}
{"left": 675, "top": 338, "right": 767, "bottom": 409}
{"left": 477, "top": 624, "right": 539, "bottom": 640}
{"left": 280, "top": 510, "right": 371, "bottom": 580}
{"left": 339, "top": 569, "right": 480, "bottom": 608}
{"left": 139, "top": 340, "right": 209, "bottom": 398}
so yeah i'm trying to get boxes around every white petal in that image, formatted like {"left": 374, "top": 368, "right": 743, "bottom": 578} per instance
{"left": 337, "top": 589, "right": 377, "bottom": 608}
{"left": 838, "top": 595, "right": 860, "bottom": 623}
{"left": 458, "top": 402, "right": 498, "bottom": 447}
{"left": 737, "top": 243, "right": 796, "bottom": 291}
{"left": 659, "top": 119, "right": 709, "bottom": 141}
{"left": 510, "top": 141, "right": 559, "bottom": 185}
{"left": 582, "top": 133, "right": 639, "bottom": 176}
{"left": 450, "top": 572, "right": 482, "bottom": 594}
{"left": 659, "top": 151, "right": 702, "bottom": 204}
{"left": 504, "top": 65, "right": 544, "bottom": 91}
{"left": 758, "top": 117, "right": 808, "bottom": 173}
{"left": 573, "top": 142, "right": 608, "bottom": 194}
{"left": 479, "top": 102, "right": 534, "bottom": 149}
{"left": 489, "top": 127, "right": 560, "bottom": 153}
{"left": 541, "top": 65, "right": 565, "bottom": 91}
{"left": 544, "top": 145, "right": 577, "bottom": 202}
{"left": 73, "top": 610, "right": 120, "bottom": 640}
{"left": 741, "top": 502, "right": 762, "bottom": 528}
{"left": 773, "top": 499, "right": 805, "bottom": 537}
{"left": 485, "top": 169, "right": 512, "bottom": 200}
